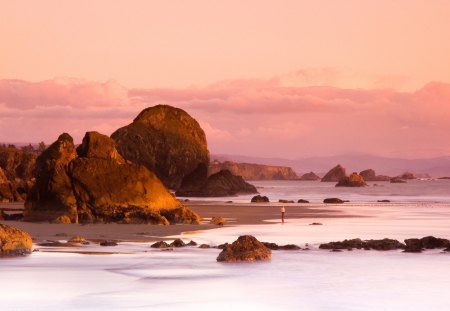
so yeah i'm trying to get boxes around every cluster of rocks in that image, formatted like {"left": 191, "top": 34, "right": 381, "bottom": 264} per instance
{"left": 319, "top": 236, "right": 450, "bottom": 253}
{"left": 150, "top": 239, "right": 197, "bottom": 249}
{"left": 250, "top": 195, "right": 310, "bottom": 203}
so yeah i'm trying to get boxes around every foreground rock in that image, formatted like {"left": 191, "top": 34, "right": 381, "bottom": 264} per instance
{"left": 111, "top": 105, "right": 210, "bottom": 190}
{"left": 359, "top": 169, "right": 390, "bottom": 182}
{"left": 321, "top": 164, "right": 346, "bottom": 182}
{"left": 299, "top": 172, "right": 321, "bottom": 181}
{"left": 251, "top": 195, "right": 269, "bottom": 203}
{"left": 336, "top": 172, "right": 367, "bottom": 187}
{"left": 209, "top": 160, "right": 298, "bottom": 180}
{"left": 177, "top": 169, "right": 257, "bottom": 197}
{"left": 216, "top": 235, "right": 272, "bottom": 262}
{"left": 25, "top": 132, "right": 200, "bottom": 225}
{"left": 0, "top": 224, "right": 33, "bottom": 256}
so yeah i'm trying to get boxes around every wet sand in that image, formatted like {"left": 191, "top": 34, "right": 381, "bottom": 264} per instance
{"left": 1, "top": 201, "right": 361, "bottom": 242}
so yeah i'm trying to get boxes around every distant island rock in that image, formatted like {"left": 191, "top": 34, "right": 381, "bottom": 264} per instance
{"left": 321, "top": 164, "right": 346, "bottom": 182}
{"left": 399, "top": 172, "right": 416, "bottom": 180}
{"left": 336, "top": 172, "right": 367, "bottom": 187}
{"left": 390, "top": 177, "right": 407, "bottom": 183}
{"left": 111, "top": 105, "right": 210, "bottom": 190}
{"left": 359, "top": 169, "right": 390, "bottom": 181}
{"left": 299, "top": 172, "right": 321, "bottom": 181}
{"left": 209, "top": 160, "right": 298, "bottom": 180}
{"left": 24, "top": 132, "right": 200, "bottom": 225}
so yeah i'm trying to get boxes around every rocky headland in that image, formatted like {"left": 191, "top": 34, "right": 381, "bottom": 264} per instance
{"left": 209, "top": 160, "right": 298, "bottom": 180}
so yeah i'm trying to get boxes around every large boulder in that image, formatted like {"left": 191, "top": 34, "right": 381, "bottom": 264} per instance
{"left": 111, "top": 105, "right": 209, "bottom": 190}
{"left": 176, "top": 169, "right": 257, "bottom": 197}
{"left": 24, "top": 133, "right": 78, "bottom": 223}
{"left": 25, "top": 132, "right": 200, "bottom": 225}
{"left": 216, "top": 235, "right": 272, "bottom": 262}
{"left": 359, "top": 169, "right": 390, "bottom": 182}
{"left": 0, "top": 224, "right": 32, "bottom": 257}
{"left": 336, "top": 172, "right": 367, "bottom": 187}
{"left": 299, "top": 172, "right": 321, "bottom": 181}
{"left": 321, "top": 164, "right": 346, "bottom": 182}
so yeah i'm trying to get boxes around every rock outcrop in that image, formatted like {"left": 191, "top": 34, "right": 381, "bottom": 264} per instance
{"left": 251, "top": 195, "right": 269, "bottom": 203}
{"left": 319, "top": 238, "right": 405, "bottom": 251}
{"left": 299, "top": 172, "right": 321, "bottom": 181}
{"left": 216, "top": 235, "right": 271, "bottom": 262}
{"left": 336, "top": 172, "right": 367, "bottom": 187}
{"left": 321, "top": 164, "right": 346, "bottom": 182}
{"left": 176, "top": 169, "right": 257, "bottom": 197}
{"left": 359, "top": 169, "right": 390, "bottom": 182}
{"left": 0, "top": 224, "right": 33, "bottom": 256}
{"left": 111, "top": 105, "right": 210, "bottom": 190}
{"left": 209, "top": 160, "right": 298, "bottom": 180}
{"left": 400, "top": 172, "right": 416, "bottom": 180}
{"left": 25, "top": 132, "right": 200, "bottom": 225}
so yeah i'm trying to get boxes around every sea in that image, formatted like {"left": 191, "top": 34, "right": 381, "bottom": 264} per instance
{"left": 1, "top": 179, "right": 450, "bottom": 311}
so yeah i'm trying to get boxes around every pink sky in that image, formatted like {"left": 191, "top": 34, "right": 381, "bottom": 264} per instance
{"left": 1, "top": 1, "right": 450, "bottom": 158}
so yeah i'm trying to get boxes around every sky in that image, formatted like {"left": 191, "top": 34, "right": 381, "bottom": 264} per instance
{"left": 1, "top": 1, "right": 450, "bottom": 159}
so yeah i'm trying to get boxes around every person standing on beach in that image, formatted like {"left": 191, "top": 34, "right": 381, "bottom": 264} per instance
{"left": 281, "top": 206, "right": 286, "bottom": 223}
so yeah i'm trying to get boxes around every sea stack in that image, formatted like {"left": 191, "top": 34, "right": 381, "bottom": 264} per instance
{"left": 321, "top": 164, "right": 346, "bottom": 182}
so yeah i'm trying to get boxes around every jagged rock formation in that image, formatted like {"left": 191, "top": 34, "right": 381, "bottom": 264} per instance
{"left": 336, "top": 172, "right": 367, "bottom": 187}
{"left": 299, "top": 172, "right": 321, "bottom": 181}
{"left": 111, "top": 105, "right": 209, "bottom": 190}
{"left": 176, "top": 169, "right": 257, "bottom": 197}
{"left": 0, "top": 145, "right": 37, "bottom": 201}
{"left": 321, "top": 164, "right": 346, "bottom": 182}
{"left": 359, "top": 169, "right": 390, "bottom": 181}
{"left": 0, "top": 224, "right": 33, "bottom": 257}
{"left": 209, "top": 160, "right": 297, "bottom": 180}
{"left": 216, "top": 235, "right": 271, "bottom": 262}
{"left": 24, "top": 132, "right": 200, "bottom": 224}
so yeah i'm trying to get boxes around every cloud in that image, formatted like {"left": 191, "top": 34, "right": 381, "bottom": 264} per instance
{"left": 0, "top": 75, "right": 449, "bottom": 158}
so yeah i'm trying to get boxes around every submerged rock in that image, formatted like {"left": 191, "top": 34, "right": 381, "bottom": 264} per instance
{"left": 217, "top": 235, "right": 271, "bottom": 262}
{"left": 279, "top": 199, "right": 295, "bottom": 203}
{"left": 0, "top": 224, "right": 33, "bottom": 257}
{"left": 336, "top": 172, "right": 367, "bottom": 187}
{"left": 321, "top": 164, "right": 346, "bottom": 182}
{"left": 320, "top": 238, "right": 405, "bottom": 251}
{"left": 251, "top": 195, "right": 269, "bottom": 203}
{"left": 262, "top": 242, "right": 301, "bottom": 250}
{"left": 100, "top": 241, "right": 118, "bottom": 247}
{"left": 323, "top": 198, "right": 344, "bottom": 204}
{"left": 297, "top": 199, "right": 310, "bottom": 203}
{"left": 151, "top": 241, "right": 170, "bottom": 248}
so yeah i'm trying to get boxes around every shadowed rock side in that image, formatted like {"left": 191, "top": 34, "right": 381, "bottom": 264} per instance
{"left": 209, "top": 160, "right": 298, "bottom": 180}
{"left": 359, "top": 169, "right": 390, "bottom": 181}
{"left": 25, "top": 132, "right": 200, "bottom": 224}
{"left": 217, "top": 235, "right": 272, "bottom": 262}
{"left": 321, "top": 164, "right": 346, "bottom": 182}
{"left": 0, "top": 224, "right": 32, "bottom": 257}
{"left": 299, "top": 172, "right": 321, "bottom": 181}
{"left": 0, "top": 145, "right": 37, "bottom": 201}
{"left": 177, "top": 169, "right": 257, "bottom": 197}
{"left": 111, "top": 105, "right": 210, "bottom": 190}
{"left": 336, "top": 172, "right": 367, "bottom": 187}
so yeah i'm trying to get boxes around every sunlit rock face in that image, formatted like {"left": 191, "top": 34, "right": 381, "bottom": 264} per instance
{"left": 336, "top": 172, "right": 368, "bottom": 187}
{"left": 216, "top": 235, "right": 272, "bottom": 262}
{"left": 111, "top": 105, "right": 210, "bottom": 190}
{"left": 25, "top": 131, "right": 200, "bottom": 225}
{"left": 0, "top": 224, "right": 32, "bottom": 257}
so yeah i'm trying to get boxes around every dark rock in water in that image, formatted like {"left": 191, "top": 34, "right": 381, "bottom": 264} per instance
{"left": 309, "top": 222, "right": 323, "bottom": 225}
{"left": 0, "top": 224, "right": 33, "bottom": 257}
{"left": 37, "top": 241, "right": 79, "bottom": 247}
{"left": 323, "top": 198, "right": 344, "bottom": 204}
{"left": 177, "top": 169, "right": 257, "bottom": 197}
{"left": 100, "top": 241, "right": 118, "bottom": 247}
{"left": 262, "top": 242, "right": 300, "bottom": 250}
{"left": 151, "top": 241, "right": 170, "bottom": 248}
{"left": 404, "top": 239, "right": 423, "bottom": 252}
{"left": 262, "top": 242, "right": 279, "bottom": 250}
{"left": 170, "top": 238, "right": 186, "bottom": 247}
{"left": 400, "top": 172, "right": 416, "bottom": 180}
{"left": 279, "top": 199, "right": 294, "bottom": 203}
{"left": 217, "top": 243, "right": 229, "bottom": 249}
{"left": 336, "top": 172, "right": 367, "bottom": 187}
{"left": 251, "top": 195, "right": 269, "bottom": 203}
{"left": 359, "top": 169, "right": 390, "bottom": 182}
{"left": 420, "top": 236, "right": 450, "bottom": 249}
{"left": 199, "top": 244, "right": 210, "bottom": 249}
{"left": 319, "top": 239, "right": 365, "bottom": 250}
{"left": 321, "top": 164, "right": 346, "bottom": 182}
{"left": 280, "top": 244, "right": 301, "bottom": 250}
{"left": 364, "top": 239, "right": 405, "bottom": 251}
{"left": 25, "top": 132, "right": 200, "bottom": 225}
{"left": 111, "top": 105, "right": 209, "bottom": 190}
{"left": 299, "top": 172, "right": 321, "bottom": 181}
{"left": 390, "top": 177, "right": 407, "bottom": 183}
{"left": 377, "top": 200, "right": 391, "bottom": 203}
{"left": 217, "top": 235, "right": 271, "bottom": 262}
{"left": 187, "top": 240, "right": 198, "bottom": 246}
{"left": 331, "top": 249, "right": 343, "bottom": 252}
{"left": 297, "top": 199, "right": 309, "bottom": 203}
{"left": 438, "top": 177, "right": 450, "bottom": 180}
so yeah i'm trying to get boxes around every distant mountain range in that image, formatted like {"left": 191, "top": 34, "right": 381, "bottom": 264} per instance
{"left": 211, "top": 154, "right": 450, "bottom": 178}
